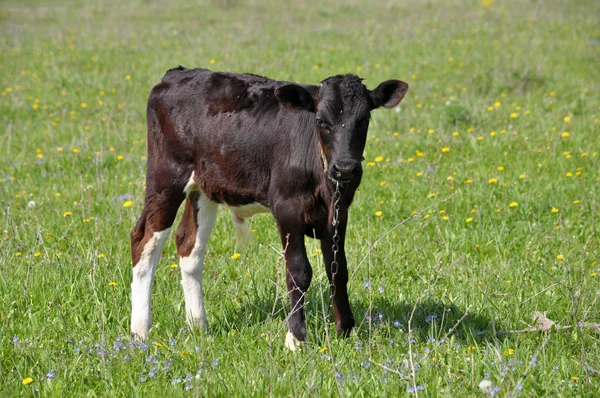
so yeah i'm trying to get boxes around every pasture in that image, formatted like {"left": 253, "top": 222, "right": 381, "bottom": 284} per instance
{"left": 1, "top": 0, "right": 599, "bottom": 395}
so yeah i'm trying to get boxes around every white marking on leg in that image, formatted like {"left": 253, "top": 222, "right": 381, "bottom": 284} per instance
{"left": 183, "top": 171, "right": 197, "bottom": 194}
{"left": 229, "top": 202, "right": 269, "bottom": 247}
{"left": 180, "top": 195, "right": 218, "bottom": 331}
{"left": 131, "top": 228, "right": 172, "bottom": 339}
{"left": 230, "top": 211, "right": 251, "bottom": 247}
{"left": 285, "top": 330, "right": 302, "bottom": 351}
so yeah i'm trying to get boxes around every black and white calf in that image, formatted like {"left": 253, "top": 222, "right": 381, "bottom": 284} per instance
{"left": 130, "top": 67, "right": 408, "bottom": 349}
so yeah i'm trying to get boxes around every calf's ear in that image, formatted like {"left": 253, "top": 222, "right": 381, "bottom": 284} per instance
{"left": 370, "top": 80, "right": 409, "bottom": 109}
{"left": 275, "top": 84, "right": 316, "bottom": 112}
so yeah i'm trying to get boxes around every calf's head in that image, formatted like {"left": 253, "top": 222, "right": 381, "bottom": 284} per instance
{"left": 276, "top": 75, "right": 408, "bottom": 182}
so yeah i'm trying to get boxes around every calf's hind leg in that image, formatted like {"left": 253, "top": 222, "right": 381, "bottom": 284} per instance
{"left": 130, "top": 190, "right": 184, "bottom": 339}
{"left": 175, "top": 192, "right": 218, "bottom": 331}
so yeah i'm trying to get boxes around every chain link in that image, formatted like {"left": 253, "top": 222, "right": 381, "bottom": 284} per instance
{"left": 330, "top": 180, "right": 342, "bottom": 294}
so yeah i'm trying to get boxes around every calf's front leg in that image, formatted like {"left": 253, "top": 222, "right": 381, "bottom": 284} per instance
{"left": 279, "top": 231, "right": 312, "bottom": 351}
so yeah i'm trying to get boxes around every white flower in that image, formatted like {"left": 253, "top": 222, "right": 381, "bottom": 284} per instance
{"left": 27, "top": 201, "right": 36, "bottom": 209}
{"left": 478, "top": 379, "right": 493, "bottom": 392}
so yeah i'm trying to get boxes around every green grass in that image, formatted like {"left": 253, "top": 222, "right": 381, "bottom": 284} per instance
{"left": 1, "top": 0, "right": 599, "bottom": 395}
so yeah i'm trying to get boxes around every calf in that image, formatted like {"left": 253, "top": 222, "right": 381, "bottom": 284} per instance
{"left": 130, "top": 66, "right": 408, "bottom": 350}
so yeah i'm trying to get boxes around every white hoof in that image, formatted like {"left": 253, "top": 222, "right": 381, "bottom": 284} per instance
{"left": 285, "top": 331, "right": 302, "bottom": 351}
{"left": 186, "top": 313, "right": 208, "bottom": 331}
{"left": 130, "top": 317, "right": 151, "bottom": 340}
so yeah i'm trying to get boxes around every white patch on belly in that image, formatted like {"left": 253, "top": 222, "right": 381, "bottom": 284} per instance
{"left": 229, "top": 202, "right": 270, "bottom": 221}
{"left": 183, "top": 171, "right": 197, "bottom": 194}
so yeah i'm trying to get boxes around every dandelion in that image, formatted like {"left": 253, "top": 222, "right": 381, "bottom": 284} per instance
{"left": 561, "top": 131, "right": 570, "bottom": 138}
{"left": 551, "top": 207, "right": 559, "bottom": 213}
{"left": 123, "top": 201, "right": 133, "bottom": 208}
{"left": 117, "top": 155, "right": 124, "bottom": 160}
{"left": 375, "top": 211, "right": 382, "bottom": 217}
{"left": 319, "top": 347, "right": 328, "bottom": 354}
{"left": 154, "top": 342, "right": 163, "bottom": 348}
{"left": 34, "top": 252, "right": 41, "bottom": 257}
{"left": 22, "top": 377, "right": 33, "bottom": 385}
{"left": 379, "top": 181, "right": 386, "bottom": 186}
{"left": 565, "top": 172, "right": 573, "bottom": 177}
{"left": 375, "top": 155, "right": 384, "bottom": 162}
{"left": 108, "top": 281, "right": 117, "bottom": 287}
{"left": 209, "top": 59, "right": 216, "bottom": 65}
{"left": 564, "top": 116, "right": 571, "bottom": 122}
{"left": 81, "top": 102, "right": 87, "bottom": 108}
{"left": 556, "top": 254, "right": 564, "bottom": 260}
{"left": 591, "top": 273, "right": 597, "bottom": 277}
{"left": 504, "top": 348, "right": 515, "bottom": 356}
{"left": 231, "top": 253, "right": 241, "bottom": 260}
{"left": 466, "top": 217, "right": 473, "bottom": 223}
{"left": 72, "top": 148, "right": 79, "bottom": 154}
{"left": 488, "top": 178, "right": 497, "bottom": 184}
{"left": 170, "top": 263, "right": 178, "bottom": 268}
{"left": 571, "top": 376, "right": 579, "bottom": 382}
{"left": 519, "top": 174, "right": 525, "bottom": 179}
{"left": 477, "top": 136, "right": 483, "bottom": 141}
{"left": 442, "top": 147, "right": 450, "bottom": 153}
{"left": 497, "top": 166, "right": 504, "bottom": 171}
{"left": 126, "top": 75, "right": 131, "bottom": 80}
{"left": 573, "top": 200, "right": 580, "bottom": 205}
{"left": 510, "top": 113, "right": 518, "bottom": 118}
{"left": 509, "top": 202, "right": 518, "bottom": 208}
{"left": 452, "top": 131, "right": 459, "bottom": 136}
{"left": 64, "top": 211, "right": 72, "bottom": 216}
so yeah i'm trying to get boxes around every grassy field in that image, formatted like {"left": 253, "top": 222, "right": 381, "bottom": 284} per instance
{"left": 1, "top": 0, "right": 599, "bottom": 395}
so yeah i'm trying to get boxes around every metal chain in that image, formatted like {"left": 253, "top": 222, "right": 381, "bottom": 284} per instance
{"left": 330, "top": 180, "right": 342, "bottom": 295}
